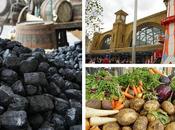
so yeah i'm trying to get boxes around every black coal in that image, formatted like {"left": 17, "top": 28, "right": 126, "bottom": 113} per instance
{"left": 0, "top": 38, "right": 82, "bottom": 130}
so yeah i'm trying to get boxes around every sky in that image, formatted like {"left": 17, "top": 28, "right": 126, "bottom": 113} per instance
{"left": 101, "top": 0, "right": 166, "bottom": 32}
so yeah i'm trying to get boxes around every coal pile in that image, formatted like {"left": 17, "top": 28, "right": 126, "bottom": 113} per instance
{"left": 47, "top": 42, "right": 82, "bottom": 71}
{"left": 0, "top": 38, "right": 82, "bottom": 130}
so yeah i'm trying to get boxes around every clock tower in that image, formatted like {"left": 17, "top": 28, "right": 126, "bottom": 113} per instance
{"left": 111, "top": 10, "right": 128, "bottom": 49}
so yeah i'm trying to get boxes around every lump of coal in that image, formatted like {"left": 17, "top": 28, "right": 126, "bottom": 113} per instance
{"left": 11, "top": 80, "right": 25, "bottom": 96}
{"left": 28, "top": 95, "right": 54, "bottom": 113}
{"left": 20, "top": 57, "right": 38, "bottom": 73}
{"left": 46, "top": 82, "right": 61, "bottom": 96}
{"left": 51, "top": 74, "right": 65, "bottom": 89}
{"left": 3, "top": 56, "right": 20, "bottom": 69}
{"left": 8, "top": 94, "right": 28, "bottom": 111}
{"left": 0, "top": 69, "right": 18, "bottom": 85}
{"left": 0, "top": 110, "right": 27, "bottom": 130}
{"left": 25, "top": 85, "right": 37, "bottom": 96}
{"left": 69, "top": 125, "right": 82, "bottom": 130}
{"left": 0, "top": 85, "right": 13, "bottom": 107}
{"left": 47, "top": 67, "right": 57, "bottom": 76}
{"left": 54, "top": 98, "right": 69, "bottom": 115}
{"left": 24, "top": 72, "right": 48, "bottom": 86}
{"left": 65, "top": 108, "right": 78, "bottom": 126}
{"left": 51, "top": 114, "right": 66, "bottom": 130}
{"left": 29, "top": 113, "right": 44, "bottom": 129}
{"left": 38, "top": 62, "right": 50, "bottom": 73}
{"left": 0, "top": 106, "right": 5, "bottom": 115}
{"left": 65, "top": 89, "right": 82, "bottom": 100}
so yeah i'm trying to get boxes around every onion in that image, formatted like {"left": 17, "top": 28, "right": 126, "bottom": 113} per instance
{"left": 159, "top": 76, "right": 170, "bottom": 84}
{"left": 155, "top": 84, "right": 172, "bottom": 102}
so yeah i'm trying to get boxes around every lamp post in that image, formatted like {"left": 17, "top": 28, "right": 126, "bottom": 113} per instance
{"left": 132, "top": 0, "right": 138, "bottom": 64}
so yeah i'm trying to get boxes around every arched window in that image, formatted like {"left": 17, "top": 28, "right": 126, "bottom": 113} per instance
{"left": 101, "top": 35, "right": 112, "bottom": 49}
{"left": 136, "top": 25, "right": 164, "bottom": 46}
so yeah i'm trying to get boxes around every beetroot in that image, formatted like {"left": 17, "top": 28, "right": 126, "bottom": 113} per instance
{"left": 155, "top": 84, "right": 172, "bottom": 102}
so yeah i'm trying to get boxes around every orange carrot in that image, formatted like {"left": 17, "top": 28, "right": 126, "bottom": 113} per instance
{"left": 112, "top": 100, "right": 116, "bottom": 109}
{"left": 139, "top": 80, "right": 143, "bottom": 86}
{"left": 114, "top": 103, "right": 124, "bottom": 110}
{"left": 123, "top": 92, "right": 134, "bottom": 99}
{"left": 125, "top": 86, "right": 130, "bottom": 93}
{"left": 139, "top": 85, "right": 144, "bottom": 91}
{"left": 149, "top": 68, "right": 155, "bottom": 74}
{"left": 114, "top": 100, "right": 124, "bottom": 110}
{"left": 137, "top": 87, "right": 141, "bottom": 93}
{"left": 133, "top": 86, "right": 138, "bottom": 95}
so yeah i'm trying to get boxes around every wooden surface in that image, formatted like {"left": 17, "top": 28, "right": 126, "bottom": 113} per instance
{"left": 54, "top": 21, "right": 82, "bottom": 30}
{"left": 40, "top": 0, "right": 72, "bottom": 22}
{"left": 16, "top": 22, "right": 57, "bottom": 49}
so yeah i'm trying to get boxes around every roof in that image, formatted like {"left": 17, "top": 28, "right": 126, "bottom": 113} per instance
{"left": 115, "top": 10, "right": 128, "bottom": 16}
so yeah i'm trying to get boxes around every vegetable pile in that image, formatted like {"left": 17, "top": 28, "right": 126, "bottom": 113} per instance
{"left": 86, "top": 68, "right": 175, "bottom": 130}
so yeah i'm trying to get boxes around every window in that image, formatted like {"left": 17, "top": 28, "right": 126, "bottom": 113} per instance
{"left": 136, "top": 25, "right": 164, "bottom": 46}
{"left": 101, "top": 35, "right": 112, "bottom": 49}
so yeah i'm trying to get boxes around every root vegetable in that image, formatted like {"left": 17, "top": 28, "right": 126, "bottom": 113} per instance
{"left": 122, "top": 126, "right": 132, "bottom": 130}
{"left": 130, "top": 98, "right": 145, "bottom": 112}
{"left": 90, "top": 126, "right": 101, "bottom": 130}
{"left": 86, "top": 100, "right": 102, "bottom": 109}
{"left": 161, "top": 101, "right": 175, "bottom": 115}
{"left": 147, "top": 120, "right": 164, "bottom": 130}
{"left": 86, "top": 119, "right": 90, "bottom": 130}
{"left": 144, "top": 100, "right": 160, "bottom": 112}
{"left": 123, "top": 100, "right": 130, "bottom": 108}
{"left": 149, "top": 68, "right": 155, "bottom": 74}
{"left": 102, "top": 122, "right": 120, "bottom": 130}
{"left": 86, "top": 107, "right": 119, "bottom": 118}
{"left": 102, "top": 100, "right": 112, "bottom": 110}
{"left": 151, "top": 68, "right": 164, "bottom": 76}
{"left": 116, "top": 108, "right": 138, "bottom": 126}
{"left": 147, "top": 113, "right": 156, "bottom": 122}
{"left": 140, "top": 109, "right": 148, "bottom": 116}
{"left": 90, "top": 117, "right": 117, "bottom": 126}
{"left": 133, "top": 116, "right": 148, "bottom": 130}
{"left": 165, "top": 122, "right": 175, "bottom": 130}
{"left": 170, "top": 115, "right": 175, "bottom": 122}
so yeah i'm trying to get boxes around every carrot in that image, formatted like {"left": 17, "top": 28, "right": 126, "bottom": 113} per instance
{"left": 149, "top": 68, "right": 155, "bottom": 74}
{"left": 137, "top": 86, "right": 141, "bottom": 93}
{"left": 139, "top": 80, "right": 143, "bottom": 86}
{"left": 133, "top": 86, "right": 138, "bottom": 95}
{"left": 123, "top": 92, "right": 134, "bottom": 99}
{"left": 151, "top": 68, "right": 164, "bottom": 76}
{"left": 114, "top": 102, "right": 124, "bottom": 110}
{"left": 139, "top": 85, "right": 144, "bottom": 91}
{"left": 115, "top": 104, "right": 124, "bottom": 110}
{"left": 125, "top": 86, "right": 130, "bottom": 93}
{"left": 112, "top": 100, "right": 116, "bottom": 109}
